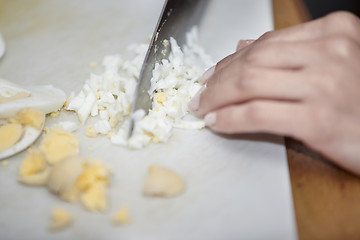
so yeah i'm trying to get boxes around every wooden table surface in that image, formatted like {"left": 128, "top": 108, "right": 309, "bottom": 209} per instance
{"left": 273, "top": 1, "right": 360, "bottom": 239}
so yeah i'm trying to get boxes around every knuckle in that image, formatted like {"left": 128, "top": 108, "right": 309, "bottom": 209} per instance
{"left": 215, "top": 107, "right": 241, "bottom": 134}
{"left": 323, "top": 36, "right": 358, "bottom": 58}
{"left": 326, "top": 11, "right": 360, "bottom": 31}
{"left": 234, "top": 68, "right": 257, "bottom": 93}
{"left": 245, "top": 102, "right": 266, "bottom": 125}
{"left": 242, "top": 47, "right": 260, "bottom": 65}
{"left": 222, "top": 111, "right": 240, "bottom": 134}
{"left": 215, "top": 53, "right": 234, "bottom": 71}
{"left": 258, "top": 31, "right": 274, "bottom": 41}
{"left": 324, "top": 11, "right": 360, "bottom": 39}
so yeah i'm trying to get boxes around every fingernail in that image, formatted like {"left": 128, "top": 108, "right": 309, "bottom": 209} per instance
{"left": 199, "top": 66, "right": 215, "bottom": 85}
{"left": 204, "top": 112, "right": 216, "bottom": 126}
{"left": 189, "top": 87, "right": 205, "bottom": 111}
{"left": 236, "top": 39, "right": 255, "bottom": 51}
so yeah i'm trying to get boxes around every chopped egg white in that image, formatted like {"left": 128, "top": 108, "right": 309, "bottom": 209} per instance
{"left": 50, "top": 121, "right": 79, "bottom": 133}
{"left": 66, "top": 27, "right": 213, "bottom": 149}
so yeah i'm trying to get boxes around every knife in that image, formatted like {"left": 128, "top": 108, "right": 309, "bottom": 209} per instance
{"left": 128, "top": 0, "right": 208, "bottom": 138}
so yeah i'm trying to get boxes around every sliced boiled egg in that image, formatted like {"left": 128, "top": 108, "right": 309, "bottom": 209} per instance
{"left": 0, "top": 78, "right": 66, "bottom": 119}
{"left": 0, "top": 108, "right": 45, "bottom": 159}
{"left": 0, "top": 78, "right": 30, "bottom": 104}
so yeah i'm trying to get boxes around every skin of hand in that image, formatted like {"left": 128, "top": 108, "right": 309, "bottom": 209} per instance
{"left": 189, "top": 11, "right": 360, "bottom": 176}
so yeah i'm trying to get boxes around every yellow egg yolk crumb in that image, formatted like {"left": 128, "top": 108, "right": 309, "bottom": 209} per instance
{"left": 15, "top": 108, "right": 45, "bottom": 130}
{"left": 81, "top": 182, "right": 107, "bottom": 211}
{"left": 156, "top": 92, "right": 166, "bottom": 103}
{"left": 18, "top": 148, "right": 46, "bottom": 177}
{"left": 49, "top": 111, "right": 60, "bottom": 118}
{"left": 113, "top": 206, "right": 130, "bottom": 224}
{"left": 89, "top": 61, "right": 98, "bottom": 68}
{"left": 152, "top": 136, "right": 160, "bottom": 144}
{"left": 46, "top": 157, "right": 110, "bottom": 212}
{"left": 143, "top": 165, "right": 185, "bottom": 197}
{"left": 17, "top": 148, "right": 50, "bottom": 186}
{"left": 76, "top": 160, "right": 109, "bottom": 191}
{"left": 48, "top": 208, "right": 73, "bottom": 231}
{"left": 0, "top": 123, "right": 23, "bottom": 152}
{"left": 76, "top": 160, "right": 109, "bottom": 211}
{"left": 86, "top": 126, "right": 97, "bottom": 137}
{"left": 40, "top": 126, "right": 79, "bottom": 164}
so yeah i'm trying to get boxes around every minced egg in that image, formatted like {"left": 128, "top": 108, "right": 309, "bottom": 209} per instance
{"left": 66, "top": 27, "right": 213, "bottom": 149}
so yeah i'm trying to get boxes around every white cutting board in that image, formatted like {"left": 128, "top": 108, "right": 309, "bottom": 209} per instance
{"left": 0, "top": 1, "right": 298, "bottom": 239}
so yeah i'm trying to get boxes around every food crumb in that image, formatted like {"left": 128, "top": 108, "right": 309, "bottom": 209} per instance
{"left": 143, "top": 165, "right": 185, "bottom": 197}
{"left": 107, "top": 131, "right": 115, "bottom": 139}
{"left": 152, "top": 136, "right": 160, "bottom": 144}
{"left": 156, "top": 92, "right": 166, "bottom": 103}
{"left": 112, "top": 206, "right": 130, "bottom": 224}
{"left": 86, "top": 126, "right": 97, "bottom": 137}
{"left": 47, "top": 157, "right": 110, "bottom": 211}
{"left": 49, "top": 111, "right": 60, "bottom": 118}
{"left": 63, "top": 97, "right": 71, "bottom": 108}
{"left": 40, "top": 126, "right": 79, "bottom": 164}
{"left": 89, "top": 61, "right": 98, "bottom": 68}
{"left": 80, "top": 182, "right": 107, "bottom": 211}
{"left": 48, "top": 207, "right": 73, "bottom": 231}
{"left": 18, "top": 148, "right": 47, "bottom": 177}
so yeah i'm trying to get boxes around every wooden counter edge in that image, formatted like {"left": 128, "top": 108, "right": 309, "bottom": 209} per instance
{"left": 273, "top": 1, "right": 360, "bottom": 240}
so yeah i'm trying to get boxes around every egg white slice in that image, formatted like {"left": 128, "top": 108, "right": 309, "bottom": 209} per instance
{"left": 0, "top": 120, "right": 43, "bottom": 160}
{"left": 0, "top": 78, "right": 31, "bottom": 103}
{"left": 0, "top": 83, "right": 66, "bottom": 119}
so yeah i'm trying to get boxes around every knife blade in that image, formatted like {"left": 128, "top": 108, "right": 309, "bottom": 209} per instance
{"left": 128, "top": 0, "right": 208, "bottom": 138}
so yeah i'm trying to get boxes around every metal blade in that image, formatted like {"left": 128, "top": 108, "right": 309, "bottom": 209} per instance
{"left": 128, "top": 0, "right": 208, "bottom": 137}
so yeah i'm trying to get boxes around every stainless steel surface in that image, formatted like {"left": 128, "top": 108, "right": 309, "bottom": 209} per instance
{"left": 128, "top": 0, "right": 207, "bottom": 137}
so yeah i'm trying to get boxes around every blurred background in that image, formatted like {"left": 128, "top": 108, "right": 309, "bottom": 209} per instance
{"left": 304, "top": 0, "right": 360, "bottom": 18}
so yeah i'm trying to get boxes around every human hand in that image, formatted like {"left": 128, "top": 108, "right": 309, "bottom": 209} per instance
{"left": 189, "top": 11, "right": 360, "bottom": 175}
